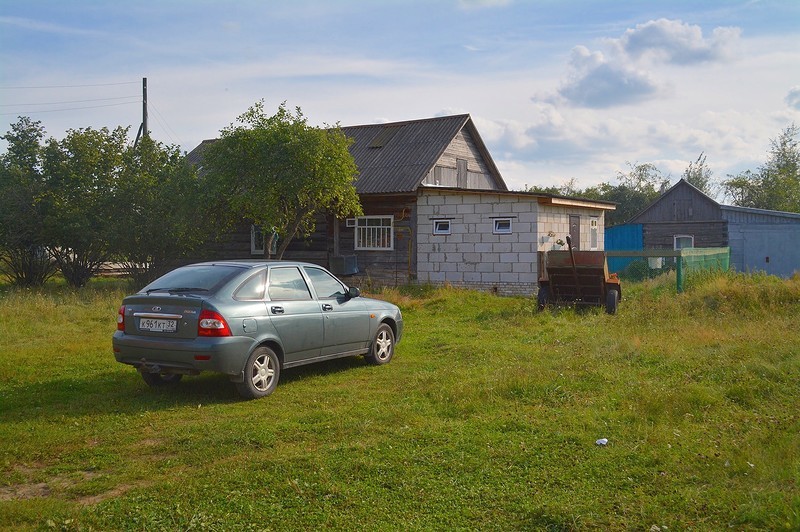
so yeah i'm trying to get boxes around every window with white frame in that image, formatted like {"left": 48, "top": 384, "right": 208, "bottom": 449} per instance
{"left": 355, "top": 216, "right": 394, "bottom": 250}
{"left": 590, "top": 217, "right": 599, "bottom": 250}
{"left": 433, "top": 219, "right": 451, "bottom": 235}
{"left": 250, "top": 225, "right": 265, "bottom": 255}
{"left": 674, "top": 235, "right": 694, "bottom": 250}
{"left": 493, "top": 218, "right": 512, "bottom": 235}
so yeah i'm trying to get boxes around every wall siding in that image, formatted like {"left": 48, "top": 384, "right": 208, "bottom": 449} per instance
{"left": 421, "top": 129, "right": 500, "bottom": 189}
{"left": 641, "top": 221, "right": 728, "bottom": 249}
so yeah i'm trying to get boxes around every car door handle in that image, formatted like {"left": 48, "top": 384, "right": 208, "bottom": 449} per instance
{"left": 270, "top": 306, "right": 284, "bottom": 314}
{"left": 322, "top": 304, "right": 333, "bottom": 311}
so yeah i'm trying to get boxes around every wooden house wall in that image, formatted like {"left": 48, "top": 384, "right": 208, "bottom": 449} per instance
{"left": 195, "top": 222, "right": 252, "bottom": 262}
{"left": 421, "top": 129, "right": 500, "bottom": 190}
{"left": 335, "top": 194, "right": 418, "bottom": 287}
{"left": 632, "top": 182, "right": 722, "bottom": 223}
{"left": 641, "top": 221, "right": 728, "bottom": 249}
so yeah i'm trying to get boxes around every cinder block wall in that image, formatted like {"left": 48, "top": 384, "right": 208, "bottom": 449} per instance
{"left": 415, "top": 191, "right": 538, "bottom": 296}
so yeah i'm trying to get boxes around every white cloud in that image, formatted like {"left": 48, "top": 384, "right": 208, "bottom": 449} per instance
{"left": 535, "top": 19, "right": 742, "bottom": 110}
{"left": 554, "top": 46, "right": 660, "bottom": 108}
{"left": 615, "top": 19, "right": 741, "bottom": 65}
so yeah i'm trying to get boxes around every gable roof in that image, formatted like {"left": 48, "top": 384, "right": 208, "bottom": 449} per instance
{"left": 185, "top": 114, "right": 507, "bottom": 195}
{"left": 628, "top": 178, "right": 720, "bottom": 223}
{"left": 340, "top": 114, "right": 506, "bottom": 194}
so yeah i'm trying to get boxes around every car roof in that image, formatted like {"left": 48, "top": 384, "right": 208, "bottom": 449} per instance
{"left": 187, "top": 260, "right": 324, "bottom": 270}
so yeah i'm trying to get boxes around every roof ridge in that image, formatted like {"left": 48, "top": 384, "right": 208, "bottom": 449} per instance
{"left": 341, "top": 114, "right": 470, "bottom": 130}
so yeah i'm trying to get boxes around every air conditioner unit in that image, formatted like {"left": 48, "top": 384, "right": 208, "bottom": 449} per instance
{"left": 330, "top": 255, "right": 358, "bottom": 276}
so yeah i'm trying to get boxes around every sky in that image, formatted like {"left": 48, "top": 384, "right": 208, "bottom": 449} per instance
{"left": 1, "top": 0, "right": 799, "bottom": 195}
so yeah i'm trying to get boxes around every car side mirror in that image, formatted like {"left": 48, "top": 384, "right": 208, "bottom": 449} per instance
{"left": 347, "top": 286, "right": 361, "bottom": 299}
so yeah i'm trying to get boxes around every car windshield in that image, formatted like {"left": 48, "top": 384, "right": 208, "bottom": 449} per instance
{"left": 141, "top": 265, "right": 244, "bottom": 294}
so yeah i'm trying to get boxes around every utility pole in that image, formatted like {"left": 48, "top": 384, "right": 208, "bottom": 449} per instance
{"left": 142, "top": 77, "right": 148, "bottom": 139}
{"left": 134, "top": 76, "right": 149, "bottom": 147}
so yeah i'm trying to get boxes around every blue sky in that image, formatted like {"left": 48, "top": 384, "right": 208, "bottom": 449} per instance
{"left": 1, "top": 0, "right": 798, "bottom": 193}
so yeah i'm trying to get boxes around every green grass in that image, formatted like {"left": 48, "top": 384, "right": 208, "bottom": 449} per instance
{"left": 0, "top": 272, "right": 798, "bottom": 530}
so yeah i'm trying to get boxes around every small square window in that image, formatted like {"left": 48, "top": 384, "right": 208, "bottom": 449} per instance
{"left": 493, "top": 218, "right": 512, "bottom": 235}
{"left": 433, "top": 219, "right": 451, "bottom": 235}
{"left": 345, "top": 218, "right": 356, "bottom": 228}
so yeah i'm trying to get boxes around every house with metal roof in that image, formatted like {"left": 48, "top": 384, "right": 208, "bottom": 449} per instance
{"left": 188, "top": 114, "right": 616, "bottom": 295}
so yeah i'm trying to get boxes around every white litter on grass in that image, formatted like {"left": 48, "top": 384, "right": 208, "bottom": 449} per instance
{"left": 595, "top": 438, "right": 608, "bottom": 446}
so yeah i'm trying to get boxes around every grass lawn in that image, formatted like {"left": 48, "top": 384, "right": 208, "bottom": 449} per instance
{"left": 0, "top": 272, "right": 798, "bottom": 530}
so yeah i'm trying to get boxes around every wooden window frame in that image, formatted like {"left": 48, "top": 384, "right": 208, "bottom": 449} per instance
{"left": 354, "top": 215, "right": 394, "bottom": 251}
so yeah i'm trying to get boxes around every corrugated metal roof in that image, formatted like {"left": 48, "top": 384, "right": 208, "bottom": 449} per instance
{"left": 343, "top": 114, "right": 479, "bottom": 194}
{"left": 185, "top": 114, "right": 507, "bottom": 194}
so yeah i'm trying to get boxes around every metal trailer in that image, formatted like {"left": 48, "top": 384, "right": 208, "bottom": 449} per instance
{"left": 537, "top": 236, "right": 622, "bottom": 314}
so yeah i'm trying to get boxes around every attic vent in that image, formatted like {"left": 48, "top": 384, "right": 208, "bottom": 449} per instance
{"left": 369, "top": 126, "right": 401, "bottom": 148}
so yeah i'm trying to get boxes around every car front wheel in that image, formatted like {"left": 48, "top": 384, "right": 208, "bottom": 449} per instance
{"left": 366, "top": 323, "right": 395, "bottom": 365}
{"left": 236, "top": 346, "right": 281, "bottom": 399}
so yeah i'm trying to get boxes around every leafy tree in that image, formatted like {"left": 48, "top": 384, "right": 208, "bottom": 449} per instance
{"left": 41, "top": 126, "right": 128, "bottom": 287}
{"left": 682, "top": 152, "right": 714, "bottom": 196}
{"left": 202, "top": 101, "right": 362, "bottom": 258}
{"left": 112, "top": 137, "right": 205, "bottom": 287}
{"left": 723, "top": 124, "right": 800, "bottom": 212}
{"left": 0, "top": 117, "right": 57, "bottom": 286}
{"left": 525, "top": 178, "right": 581, "bottom": 196}
{"left": 525, "top": 163, "right": 667, "bottom": 226}
{"left": 583, "top": 162, "right": 668, "bottom": 226}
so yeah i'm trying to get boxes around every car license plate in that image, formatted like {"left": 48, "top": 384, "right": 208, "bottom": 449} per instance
{"left": 139, "top": 318, "right": 177, "bottom": 332}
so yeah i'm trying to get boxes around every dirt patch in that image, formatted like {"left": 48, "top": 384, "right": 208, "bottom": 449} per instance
{"left": 0, "top": 464, "right": 140, "bottom": 505}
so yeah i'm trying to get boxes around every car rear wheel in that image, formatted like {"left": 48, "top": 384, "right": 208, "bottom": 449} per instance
{"left": 365, "top": 323, "right": 394, "bottom": 365}
{"left": 140, "top": 371, "right": 183, "bottom": 387}
{"left": 236, "top": 346, "right": 281, "bottom": 399}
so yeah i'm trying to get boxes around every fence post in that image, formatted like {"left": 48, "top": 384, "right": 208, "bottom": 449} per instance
{"left": 676, "top": 253, "right": 683, "bottom": 293}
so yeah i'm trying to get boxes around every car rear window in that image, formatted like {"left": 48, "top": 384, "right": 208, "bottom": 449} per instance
{"left": 141, "top": 265, "right": 244, "bottom": 294}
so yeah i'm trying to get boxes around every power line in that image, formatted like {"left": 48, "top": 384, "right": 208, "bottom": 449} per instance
{"left": 0, "top": 101, "right": 139, "bottom": 116}
{"left": 149, "top": 103, "right": 183, "bottom": 146}
{"left": 0, "top": 81, "right": 140, "bottom": 89}
{"left": 0, "top": 95, "right": 140, "bottom": 107}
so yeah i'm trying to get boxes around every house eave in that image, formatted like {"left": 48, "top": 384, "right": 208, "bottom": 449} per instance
{"left": 417, "top": 186, "right": 616, "bottom": 210}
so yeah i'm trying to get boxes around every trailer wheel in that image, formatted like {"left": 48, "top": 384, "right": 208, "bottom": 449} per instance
{"left": 605, "top": 288, "right": 619, "bottom": 315}
{"left": 537, "top": 285, "right": 550, "bottom": 311}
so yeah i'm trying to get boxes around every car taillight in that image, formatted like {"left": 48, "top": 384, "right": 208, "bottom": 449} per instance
{"left": 117, "top": 305, "right": 125, "bottom": 331}
{"left": 198, "top": 309, "right": 231, "bottom": 337}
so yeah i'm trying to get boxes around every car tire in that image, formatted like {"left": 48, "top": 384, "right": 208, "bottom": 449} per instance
{"left": 140, "top": 371, "right": 183, "bottom": 387}
{"left": 606, "top": 288, "right": 619, "bottom": 315}
{"left": 236, "top": 346, "right": 281, "bottom": 399}
{"left": 365, "top": 323, "right": 395, "bottom": 365}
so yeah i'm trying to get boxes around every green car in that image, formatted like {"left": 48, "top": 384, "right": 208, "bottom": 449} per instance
{"left": 112, "top": 261, "right": 403, "bottom": 399}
